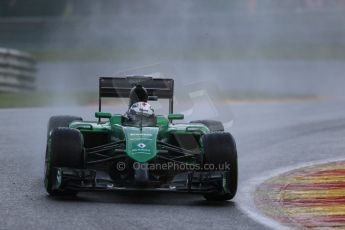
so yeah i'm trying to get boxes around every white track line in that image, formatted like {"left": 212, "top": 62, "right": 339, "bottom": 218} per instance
{"left": 237, "top": 157, "right": 345, "bottom": 230}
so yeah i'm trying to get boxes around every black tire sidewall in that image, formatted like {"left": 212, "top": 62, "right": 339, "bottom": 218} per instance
{"left": 50, "top": 127, "right": 84, "bottom": 169}
{"left": 201, "top": 132, "right": 238, "bottom": 200}
{"left": 45, "top": 128, "right": 84, "bottom": 195}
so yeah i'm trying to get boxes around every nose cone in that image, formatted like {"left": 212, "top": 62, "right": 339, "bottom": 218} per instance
{"left": 123, "top": 126, "right": 159, "bottom": 162}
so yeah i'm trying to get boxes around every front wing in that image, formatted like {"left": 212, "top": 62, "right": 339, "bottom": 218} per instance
{"left": 50, "top": 167, "right": 228, "bottom": 194}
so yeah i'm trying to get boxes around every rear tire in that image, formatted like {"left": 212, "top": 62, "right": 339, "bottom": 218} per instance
{"left": 201, "top": 132, "right": 237, "bottom": 201}
{"left": 45, "top": 127, "right": 84, "bottom": 196}
{"left": 190, "top": 120, "right": 224, "bottom": 132}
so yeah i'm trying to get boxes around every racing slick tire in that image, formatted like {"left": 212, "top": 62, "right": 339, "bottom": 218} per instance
{"left": 190, "top": 120, "right": 224, "bottom": 132}
{"left": 44, "top": 127, "right": 85, "bottom": 196}
{"left": 47, "top": 115, "right": 82, "bottom": 137}
{"left": 201, "top": 132, "right": 237, "bottom": 201}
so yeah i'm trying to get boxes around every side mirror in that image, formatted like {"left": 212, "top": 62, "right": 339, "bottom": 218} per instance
{"left": 168, "top": 113, "right": 184, "bottom": 120}
{"left": 95, "top": 112, "right": 112, "bottom": 119}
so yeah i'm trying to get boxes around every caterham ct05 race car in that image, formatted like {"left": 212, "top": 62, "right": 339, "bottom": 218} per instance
{"left": 44, "top": 76, "right": 238, "bottom": 201}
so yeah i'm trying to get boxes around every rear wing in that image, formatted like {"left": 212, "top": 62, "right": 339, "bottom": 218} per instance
{"left": 99, "top": 76, "right": 174, "bottom": 113}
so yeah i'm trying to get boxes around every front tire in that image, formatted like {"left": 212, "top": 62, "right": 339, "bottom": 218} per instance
{"left": 47, "top": 115, "right": 82, "bottom": 138}
{"left": 201, "top": 132, "right": 237, "bottom": 201}
{"left": 45, "top": 127, "right": 84, "bottom": 196}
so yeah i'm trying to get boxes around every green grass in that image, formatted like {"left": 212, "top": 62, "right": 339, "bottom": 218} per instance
{"left": 0, "top": 90, "right": 318, "bottom": 108}
{"left": 0, "top": 91, "right": 98, "bottom": 108}
{"left": 27, "top": 44, "right": 345, "bottom": 62}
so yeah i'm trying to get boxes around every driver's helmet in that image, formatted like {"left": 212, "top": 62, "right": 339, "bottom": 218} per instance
{"left": 127, "top": 102, "right": 154, "bottom": 120}
{"left": 129, "top": 85, "right": 148, "bottom": 107}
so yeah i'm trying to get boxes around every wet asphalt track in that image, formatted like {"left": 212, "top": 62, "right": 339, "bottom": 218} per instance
{"left": 2, "top": 100, "right": 345, "bottom": 230}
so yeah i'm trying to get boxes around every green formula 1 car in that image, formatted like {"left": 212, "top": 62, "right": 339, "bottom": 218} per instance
{"left": 44, "top": 76, "right": 237, "bottom": 201}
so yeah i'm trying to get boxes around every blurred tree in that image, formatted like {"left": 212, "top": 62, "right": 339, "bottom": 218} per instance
{"left": 63, "top": 0, "right": 74, "bottom": 17}
{"left": 1, "top": 0, "right": 345, "bottom": 18}
{"left": 0, "top": 0, "right": 67, "bottom": 17}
